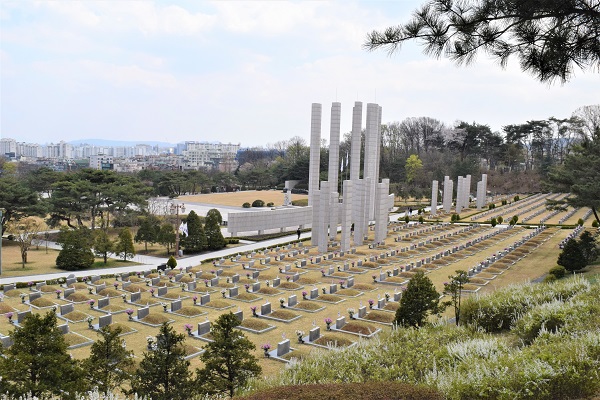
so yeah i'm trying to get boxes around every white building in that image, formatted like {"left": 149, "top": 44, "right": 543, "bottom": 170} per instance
{"left": 0, "top": 138, "right": 17, "bottom": 155}
{"left": 89, "top": 154, "right": 114, "bottom": 170}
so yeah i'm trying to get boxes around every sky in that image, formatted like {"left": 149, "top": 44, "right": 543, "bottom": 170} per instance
{"left": 1, "top": 1, "right": 598, "bottom": 148}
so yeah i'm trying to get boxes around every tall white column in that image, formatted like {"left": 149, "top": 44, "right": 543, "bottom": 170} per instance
{"left": 374, "top": 179, "right": 390, "bottom": 243}
{"left": 327, "top": 102, "right": 341, "bottom": 193}
{"left": 456, "top": 176, "right": 464, "bottom": 214}
{"left": 318, "top": 181, "right": 330, "bottom": 253}
{"left": 308, "top": 103, "right": 322, "bottom": 207}
{"left": 341, "top": 180, "right": 353, "bottom": 252}
{"left": 431, "top": 180, "right": 438, "bottom": 216}
{"left": 363, "top": 103, "right": 380, "bottom": 220}
{"left": 443, "top": 176, "right": 453, "bottom": 213}
{"left": 350, "top": 102, "right": 362, "bottom": 181}
{"left": 311, "top": 189, "right": 321, "bottom": 247}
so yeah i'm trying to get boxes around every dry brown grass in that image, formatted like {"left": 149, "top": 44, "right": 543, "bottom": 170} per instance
{"left": 313, "top": 333, "right": 354, "bottom": 347}
{"left": 294, "top": 302, "right": 323, "bottom": 311}
{"left": 269, "top": 310, "right": 299, "bottom": 320}
{"left": 240, "top": 319, "right": 272, "bottom": 330}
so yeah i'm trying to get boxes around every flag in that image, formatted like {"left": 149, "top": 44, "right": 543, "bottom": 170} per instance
{"left": 179, "top": 221, "right": 185, "bottom": 235}
{"left": 345, "top": 152, "right": 349, "bottom": 167}
{"left": 340, "top": 159, "right": 344, "bottom": 172}
{"left": 182, "top": 222, "right": 188, "bottom": 237}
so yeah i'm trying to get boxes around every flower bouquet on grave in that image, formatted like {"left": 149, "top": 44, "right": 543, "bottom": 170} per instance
{"left": 372, "top": 275, "right": 377, "bottom": 283}
{"left": 386, "top": 270, "right": 392, "bottom": 277}
{"left": 245, "top": 284, "right": 250, "bottom": 293}
{"left": 321, "top": 287, "right": 327, "bottom": 294}
{"left": 114, "top": 273, "right": 120, "bottom": 281}
{"left": 113, "top": 282, "right": 119, "bottom": 289}
{"left": 265, "top": 280, "right": 270, "bottom": 287}
{"left": 368, "top": 299, "right": 374, "bottom": 309}
{"left": 20, "top": 293, "right": 26, "bottom": 303}
{"left": 136, "top": 272, "right": 142, "bottom": 278}
{"left": 181, "top": 283, "right": 186, "bottom": 291}
{"left": 150, "top": 288, "right": 155, "bottom": 297}
{"left": 296, "top": 330, "right": 305, "bottom": 344}
{"left": 87, "top": 316, "right": 94, "bottom": 328}
{"left": 324, "top": 318, "right": 333, "bottom": 331}
{"left": 221, "top": 289, "right": 227, "bottom": 298}
{"left": 204, "top": 279, "right": 210, "bottom": 287}
{"left": 384, "top": 292, "right": 390, "bottom": 302}
{"left": 302, "top": 291, "right": 308, "bottom": 300}
{"left": 260, "top": 343, "right": 271, "bottom": 357}
{"left": 146, "top": 336, "right": 155, "bottom": 350}
{"left": 6, "top": 312, "right": 14, "bottom": 323}
{"left": 184, "top": 323, "right": 193, "bottom": 336}
{"left": 125, "top": 309, "right": 134, "bottom": 320}
{"left": 192, "top": 296, "right": 198, "bottom": 305}
{"left": 88, "top": 287, "right": 94, "bottom": 294}
{"left": 286, "top": 276, "right": 291, "bottom": 282}
{"left": 279, "top": 267, "right": 283, "bottom": 273}
{"left": 246, "top": 273, "right": 251, "bottom": 279}
{"left": 250, "top": 306, "right": 258, "bottom": 317}
{"left": 161, "top": 303, "right": 167, "bottom": 312}
{"left": 321, "top": 269, "right": 326, "bottom": 277}
{"left": 279, "top": 298, "right": 286, "bottom": 308}
{"left": 27, "top": 281, "right": 34, "bottom": 291}
{"left": 56, "top": 290, "right": 62, "bottom": 299}
{"left": 339, "top": 280, "right": 345, "bottom": 289}
{"left": 347, "top": 308, "right": 356, "bottom": 319}
{"left": 88, "top": 299, "right": 95, "bottom": 309}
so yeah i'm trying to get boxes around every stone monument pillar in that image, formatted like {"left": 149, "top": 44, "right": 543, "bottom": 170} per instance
{"left": 341, "top": 180, "right": 353, "bottom": 252}
{"left": 443, "top": 176, "right": 453, "bottom": 213}
{"left": 308, "top": 103, "right": 322, "bottom": 207}
{"left": 430, "top": 180, "right": 438, "bottom": 216}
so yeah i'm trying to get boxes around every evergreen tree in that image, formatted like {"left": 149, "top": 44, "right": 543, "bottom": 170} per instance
{"left": 579, "top": 230, "right": 598, "bottom": 264}
{"left": 135, "top": 215, "right": 160, "bottom": 252}
{"left": 205, "top": 208, "right": 226, "bottom": 250}
{"left": 157, "top": 223, "right": 176, "bottom": 255}
{"left": 129, "top": 323, "right": 194, "bottom": 400}
{"left": 114, "top": 227, "right": 136, "bottom": 261}
{"left": 93, "top": 229, "right": 114, "bottom": 264}
{"left": 557, "top": 238, "right": 587, "bottom": 272}
{"left": 0, "top": 312, "right": 85, "bottom": 399}
{"left": 56, "top": 226, "right": 95, "bottom": 271}
{"left": 183, "top": 210, "right": 207, "bottom": 253}
{"left": 83, "top": 326, "right": 134, "bottom": 395}
{"left": 442, "top": 270, "right": 470, "bottom": 326}
{"left": 395, "top": 271, "right": 442, "bottom": 328}
{"left": 167, "top": 255, "right": 177, "bottom": 269}
{"left": 197, "top": 312, "right": 261, "bottom": 398}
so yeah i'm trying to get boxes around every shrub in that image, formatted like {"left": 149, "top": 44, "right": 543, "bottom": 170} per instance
{"left": 404, "top": 215, "right": 410, "bottom": 224}
{"left": 252, "top": 199, "right": 265, "bottom": 207}
{"left": 577, "top": 218, "right": 584, "bottom": 226}
{"left": 266, "top": 202, "right": 274, "bottom": 207}
{"left": 292, "top": 199, "right": 308, "bottom": 206}
{"left": 242, "top": 202, "right": 251, "bottom": 208}
{"left": 497, "top": 216, "right": 503, "bottom": 224}
{"left": 418, "top": 216, "right": 424, "bottom": 224}
{"left": 543, "top": 274, "right": 557, "bottom": 283}
{"left": 592, "top": 220, "right": 599, "bottom": 227}
{"left": 548, "top": 265, "right": 566, "bottom": 279}
{"left": 227, "top": 238, "right": 239, "bottom": 244}
{"left": 239, "top": 382, "right": 443, "bottom": 400}
{"left": 490, "top": 217, "right": 497, "bottom": 227}
{"left": 502, "top": 199, "right": 507, "bottom": 205}
{"left": 514, "top": 195, "right": 520, "bottom": 201}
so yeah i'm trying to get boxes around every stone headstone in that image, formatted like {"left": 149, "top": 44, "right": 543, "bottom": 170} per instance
{"left": 157, "top": 286, "right": 168, "bottom": 297}
{"left": 277, "top": 339, "right": 291, "bottom": 357}
{"left": 130, "top": 291, "right": 141, "bottom": 303}
{"left": 377, "top": 298, "right": 386, "bottom": 309}
{"left": 358, "top": 306, "right": 367, "bottom": 318}
{"left": 292, "top": 273, "right": 300, "bottom": 282}
{"left": 98, "top": 314, "right": 112, "bottom": 328}
{"left": 151, "top": 277, "right": 161, "bottom": 286}
{"left": 216, "top": 268, "right": 223, "bottom": 276}
{"left": 28, "top": 292, "right": 41, "bottom": 302}
{"left": 393, "top": 292, "right": 402, "bottom": 302}
{"left": 171, "top": 300, "right": 182, "bottom": 312}
{"left": 251, "top": 271, "right": 260, "bottom": 279}
{"left": 229, "top": 287, "right": 239, "bottom": 298}
{"left": 121, "top": 273, "right": 130, "bottom": 281}
{"left": 17, "top": 310, "right": 31, "bottom": 323}
{"left": 200, "top": 294, "right": 210, "bottom": 306}
{"left": 97, "top": 297, "right": 109, "bottom": 309}
{"left": 233, "top": 309, "right": 243, "bottom": 322}
{"left": 272, "top": 277, "right": 280, "bottom": 287}
{"left": 300, "top": 260, "right": 307, "bottom": 267}
{"left": 137, "top": 307, "right": 149, "bottom": 320}
{"left": 232, "top": 274, "right": 240, "bottom": 284}
{"left": 95, "top": 283, "right": 106, "bottom": 295}
{"left": 261, "top": 302, "right": 271, "bottom": 315}
{"left": 90, "top": 275, "right": 100, "bottom": 283}
{"left": 329, "top": 284, "right": 337, "bottom": 294}
{"left": 122, "top": 281, "right": 132, "bottom": 290}
{"left": 210, "top": 277, "right": 219, "bottom": 287}
{"left": 335, "top": 316, "right": 346, "bottom": 329}
{"left": 309, "top": 326, "right": 320, "bottom": 342}
{"left": 57, "top": 324, "right": 70, "bottom": 335}
{"left": 174, "top": 273, "right": 183, "bottom": 282}
{"left": 60, "top": 303, "right": 74, "bottom": 315}
{"left": 187, "top": 282, "right": 197, "bottom": 291}
{"left": 251, "top": 282, "right": 260, "bottom": 293}
{"left": 66, "top": 277, "right": 77, "bottom": 286}
{"left": 35, "top": 282, "right": 46, "bottom": 291}
{"left": 288, "top": 294, "right": 297, "bottom": 307}
{"left": 3, "top": 283, "right": 15, "bottom": 292}
{"left": 346, "top": 277, "right": 354, "bottom": 288}
{"left": 310, "top": 288, "right": 318, "bottom": 299}
{"left": 197, "top": 321, "right": 210, "bottom": 336}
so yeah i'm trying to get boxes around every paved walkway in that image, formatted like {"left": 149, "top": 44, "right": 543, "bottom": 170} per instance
{"left": 0, "top": 231, "right": 311, "bottom": 286}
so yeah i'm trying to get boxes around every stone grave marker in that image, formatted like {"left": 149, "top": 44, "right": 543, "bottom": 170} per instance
{"left": 57, "top": 324, "right": 70, "bottom": 335}
{"left": 251, "top": 282, "right": 260, "bottom": 292}
{"left": 197, "top": 321, "right": 210, "bottom": 336}
{"left": 98, "top": 314, "right": 112, "bottom": 328}
{"left": 358, "top": 306, "right": 367, "bottom": 318}
{"left": 157, "top": 287, "right": 168, "bottom": 297}
{"left": 229, "top": 287, "right": 239, "bottom": 298}
{"left": 17, "top": 310, "right": 31, "bottom": 323}
{"left": 329, "top": 284, "right": 337, "bottom": 294}
{"left": 187, "top": 282, "right": 197, "bottom": 291}
{"left": 137, "top": 307, "right": 149, "bottom": 320}
{"left": 232, "top": 274, "right": 240, "bottom": 284}
{"left": 200, "top": 294, "right": 210, "bottom": 306}
{"left": 122, "top": 281, "right": 131, "bottom": 290}
{"left": 377, "top": 298, "right": 386, "bottom": 309}
{"left": 261, "top": 302, "right": 271, "bottom": 315}
{"left": 66, "top": 277, "right": 77, "bottom": 286}
{"left": 272, "top": 277, "right": 280, "bottom": 287}
{"left": 63, "top": 287, "right": 75, "bottom": 299}
{"left": 151, "top": 277, "right": 161, "bottom": 286}
{"left": 251, "top": 271, "right": 260, "bottom": 279}
{"left": 300, "top": 260, "right": 307, "bottom": 267}
{"left": 121, "top": 273, "right": 130, "bottom": 281}
{"left": 335, "top": 316, "right": 346, "bottom": 329}
{"left": 291, "top": 273, "right": 300, "bottom": 282}
{"left": 216, "top": 268, "right": 223, "bottom": 276}
{"left": 171, "top": 300, "right": 182, "bottom": 312}
{"left": 310, "top": 288, "right": 318, "bottom": 299}
{"left": 28, "top": 292, "right": 41, "bottom": 302}
{"left": 60, "top": 304, "right": 74, "bottom": 315}
{"left": 3, "top": 283, "right": 15, "bottom": 292}
{"left": 393, "top": 292, "right": 401, "bottom": 302}
{"left": 233, "top": 309, "right": 243, "bottom": 322}
{"left": 35, "top": 282, "right": 46, "bottom": 291}
{"left": 97, "top": 297, "right": 109, "bottom": 309}
{"left": 346, "top": 277, "right": 354, "bottom": 288}
{"left": 309, "top": 326, "right": 320, "bottom": 342}
{"left": 174, "top": 273, "right": 183, "bottom": 282}
{"left": 277, "top": 339, "right": 291, "bottom": 357}
{"left": 195, "top": 272, "right": 203, "bottom": 279}
{"left": 288, "top": 294, "right": 297, "bottom": 307}
{"left": 130, "top": 292, "right": 141, "bottom": 303}
{"left": 95, "top": 283, "right": 106, "bottom": 295}
{"left": 210, "top": 277, "right": 219, "bottom": 287}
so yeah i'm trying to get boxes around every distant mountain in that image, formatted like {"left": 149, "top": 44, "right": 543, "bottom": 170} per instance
{"left": 68, "top": 139, "right": 176, "bottom": 147}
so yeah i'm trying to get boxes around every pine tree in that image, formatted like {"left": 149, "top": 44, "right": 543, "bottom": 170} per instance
{"left": 83, "top": 326, "right": 134, "bottom": 395}
{"left": 93, "top": 229, "right": 114, "bottom": 264}
{"left": 442, "top": 270, "right": 470, "bottom": 326}
{"left": 157, "top": 223, "right": 176, "bottom": 255}
{"left": 205, "top": 208, "right": 227, "bottom": 250}
{"left": 558, "top": 238, "right": 587, "bottom": 272}
{"left": 129, "top": 323, "right": 194, "bottom": 400}
{"left": 114, "top": 227, "right": 136, "bottom": 261}
{"left": 56, "top": 226, "right": 95, "bottom": 271}
{"left": 197, "top": 312, "right": 261, "bottom": 398}
{"left": 395, "top": 270, "right": 442, "bottom": 328}
{"left": 135, "top": 215, "right": 160, "bottom": 252}
{"left": 578, "top": 230, "right": 598, "bottom": 264}
{"left": 183, "top": 210, "right": 207, "bottom": 253}
{"left": 0, "top": 312, "right": 86, "bottom": 399}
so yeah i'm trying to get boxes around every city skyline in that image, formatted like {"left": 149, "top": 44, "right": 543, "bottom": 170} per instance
{"left": 1, "top": 1, "right": 598, "bottom": 147}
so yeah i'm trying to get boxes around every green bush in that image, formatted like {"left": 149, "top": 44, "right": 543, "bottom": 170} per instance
{"left": 490, "top": 217, "right": 497, "bottom": 227}
{"left": 292, "top": 199, "right": 308, "bottom": 207}
{"left": 514, "top": 195, "right": 520, "bottom": 201}
{"left": 497, "top": 216, "right": 503, "bottom": 224}
{"left": 227, "top": 238, "right": 239, "bottom": 244}
{"left": 577, "top": 218, "right": 584, "bottom": 226}
{"left": 252, "top": 199, "right": 265, "bottom": 207}
{"left": 266, "top": 202, "right": 274, "bottom": 207}
{"left": 592, "top": 220, "right": 599, "bottom": 228}
{"left": 548, "top": 265, "right": 567, "bottom": 279}
{"left": 240, "top": 382, "right": 443, "bottom": 400}
{"left": 242, "top": 202, "right": 251, "bottom": 208}
{"left": 418, "top": 216, "right": 424, "bottom": 224}
{"left": 405, "top": 215, "right": 410, "bottom": 224}
{"left": 502, "top": 199, "right": 507, "bottom": 205}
